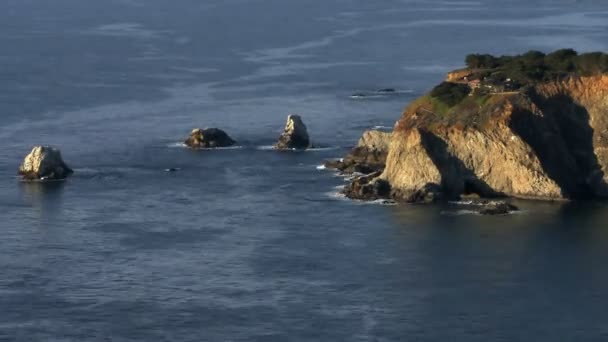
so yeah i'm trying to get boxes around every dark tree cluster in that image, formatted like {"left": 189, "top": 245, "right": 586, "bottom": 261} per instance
{"left": 430, "top": 82, "right": 471, "bottom": 107}
{"left": 464, "top": 49, "right": 608, "bottom": 83}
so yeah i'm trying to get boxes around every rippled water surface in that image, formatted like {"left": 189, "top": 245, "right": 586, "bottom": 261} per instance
{"left": 2, "top": 0, "right": 608, "bottom": 341}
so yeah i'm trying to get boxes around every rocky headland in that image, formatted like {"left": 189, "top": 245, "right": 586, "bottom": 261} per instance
{"left": 336, "top": 49, "right": 608, "bottom": 208}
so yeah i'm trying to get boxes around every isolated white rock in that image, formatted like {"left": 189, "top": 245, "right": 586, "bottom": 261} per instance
{"left": 18, "top": 146, "right": 73, "bottom": 181}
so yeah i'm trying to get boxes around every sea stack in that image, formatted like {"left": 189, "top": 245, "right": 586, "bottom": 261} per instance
{"left": 275, "top": 115, "right": 310, "bottom": 150}
{"left": 184, "top": 128, "right": 236, "bottom": 149}
{"left": 18, "top": 146, "right": 73, "bottom": 181}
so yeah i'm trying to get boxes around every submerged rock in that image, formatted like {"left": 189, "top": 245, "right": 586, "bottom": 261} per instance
{"left": 324, "top": 130, "right": 391, "bottom": 174}
{"left": 477, "top": 200, "right": 519, "bottom": 215}
{"left": 18, "top": 146, "right": 73, "bottom": 181}
{"left": 184, "top": 128, "right": 236, "bottom": 149}
{"left": 275, "top": 115, "right": 310, "bottom": 150}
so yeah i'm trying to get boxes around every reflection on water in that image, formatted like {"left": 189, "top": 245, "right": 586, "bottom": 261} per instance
{"left": 19, "top": 180, "right": 66, "bottom": 225}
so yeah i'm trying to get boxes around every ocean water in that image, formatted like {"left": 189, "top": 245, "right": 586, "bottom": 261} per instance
{"left": 2, "top": 0, "right": 608, "bottom": 341}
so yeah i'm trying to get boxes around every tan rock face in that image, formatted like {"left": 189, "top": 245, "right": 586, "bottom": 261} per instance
{"left": 446, "top": 68, "right": 473, "bottom": 82}
{"left": 357, "top": 130, "right": 392, "bottom": 150}
{"left": 324, "top": 130, "right": 391, "bottom": 174}
{"left": 19, "top": 146, "right": 73, "bottom": 181}
{"left": 379, "top": 74, "right": 608, "bottom": 201}
{"left": 381, "top": 129, "right": 442, "bottom": 194}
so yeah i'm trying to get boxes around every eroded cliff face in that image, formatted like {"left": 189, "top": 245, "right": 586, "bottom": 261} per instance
{"left": 379, "top": 74, "right": 608, "bottom": 201}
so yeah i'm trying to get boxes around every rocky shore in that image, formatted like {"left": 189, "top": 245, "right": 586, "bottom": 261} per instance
{"left": 16, "top": 50, "right": 608, "bottom": 216}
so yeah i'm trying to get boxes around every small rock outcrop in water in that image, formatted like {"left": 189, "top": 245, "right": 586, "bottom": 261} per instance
{"left": 477, "top": 200, "right": 519, "bottom": 215}
{"left": 325, "top": 130, "right": 391, "bottom": 174}
{"left": 184, "top": 128, "right": 236, "bottom": 149}
{"left": 275, "top": 115, "right": 310, "bottom": 150}
{"left": 342, "top": 171, "right": 391, "bottom": 201}
{"left": 18, "top": 146, "right": 73, "bottom": 181}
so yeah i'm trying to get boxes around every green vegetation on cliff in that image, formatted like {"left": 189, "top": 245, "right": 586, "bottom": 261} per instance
{"left": 418, "top": 49, "right": 608, "bottom": 126}
{"left": 464, "top": 49, "right": 608, "bottom": 83}
{"left": 429, "top": 82, "right": 470, "bottom": 107}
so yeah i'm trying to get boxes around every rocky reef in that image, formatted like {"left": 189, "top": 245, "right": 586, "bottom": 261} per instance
{"left": 19, "top": 146, "right": 73, "bottom": 181}
{"left": 275, "top": 115, "right": 310, "bottom": 150}
{"left": 336, "top": 51, "right": 608, "bottom": 206}
{"left": 325, "top": 130, "right": 391, "bottom": 174}
{"left": 184, "top": 128, "right": 236, "bottom": 149}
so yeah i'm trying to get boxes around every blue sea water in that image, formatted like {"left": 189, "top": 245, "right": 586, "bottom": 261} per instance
{"left": 2, "top": 0, "right": 608, "bottom": 341}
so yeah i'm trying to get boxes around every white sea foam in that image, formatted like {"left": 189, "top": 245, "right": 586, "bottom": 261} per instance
{"left": 202, "top": 146, "right": 243, "bottom": 151}
{"left": 257, "top": 145, "right": 338, "bottom": 151}
{"left": 256, "top": 145, "right": 276, "bottom": 150}
{"left": 372, "top": 125, "right": 392, "bottom": 130}
{"left": 308, "top": 146, "right": 339, "bottom": 151}
{"left": 344, "top": 172, "right": 365, "bottom": 181}
{"left": 442, "top": 208, "right": 525, "bottom": 216}
{"left": 316, "top": 164, "right": 327, "bottom": 170}
{"left": 168, "top": 142, "right": 243, "bottom": 150}
{"left": 167, "top": 142, "right": 187, "bottom": 148}
{"left": 360, "top": 199, "right": 397, "bottom": 206}
{"left": 441, "top": 209, "right": 481, "bottom": 216}
{"left": 448, "top": 200, "right": 479, "bottom": 206}
{"left": 325, "top": 190, "right": 347, "bottom": 200}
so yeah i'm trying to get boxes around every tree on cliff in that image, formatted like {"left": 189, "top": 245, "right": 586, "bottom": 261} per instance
{"left": 575, "top": 52, "right": 608, "bottom": 76}
{"left": 465, "top": 54, "right": 499, "bottom": 69}
{"left": 464, "top": 49, "right": 608, "bottom": 83}
{"left": 430, "top": 82, "right": 471, "bottom": 107}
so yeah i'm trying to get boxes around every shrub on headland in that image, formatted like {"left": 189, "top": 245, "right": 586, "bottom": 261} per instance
{"left": 464, "top": 49, "right": 608, "bottom": 83}
{"left": 430, "top": 82, "right": 471, "bottom": 107}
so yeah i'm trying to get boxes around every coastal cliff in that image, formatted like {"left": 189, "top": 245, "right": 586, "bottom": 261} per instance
{"left": 347, "top": 50, "right": 608, "bottom": 201}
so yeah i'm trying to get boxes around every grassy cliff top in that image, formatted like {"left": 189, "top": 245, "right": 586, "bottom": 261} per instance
{"left": 399, "top": 49, "right": 608, "bottom": 132}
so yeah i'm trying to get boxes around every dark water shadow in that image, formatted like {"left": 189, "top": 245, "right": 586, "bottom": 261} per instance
{"left": 19, "top": 180, "right": 66, "bottom": 223}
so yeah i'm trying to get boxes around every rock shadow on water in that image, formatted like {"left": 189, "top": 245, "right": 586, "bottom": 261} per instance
{"left": 19, "top": 181, "right": 66, "bottom": 222}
